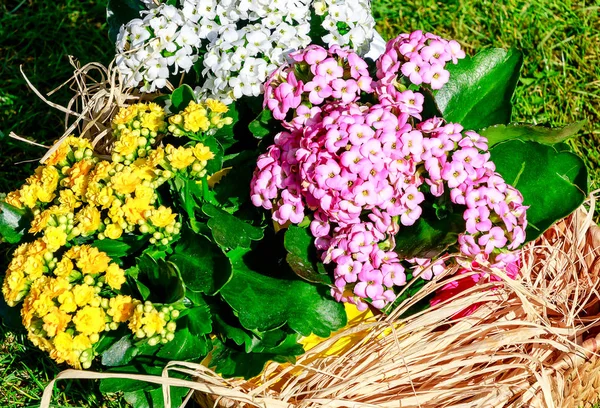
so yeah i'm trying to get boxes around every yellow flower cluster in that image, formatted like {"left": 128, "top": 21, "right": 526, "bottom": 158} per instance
{"left": 168, "top": 99, "right": 233, "bottom": 136}
{"left": 9, "top": 244, "right": 177, "bottom": 369}
{"left": 112, "top": 102, "right": 167, "bottom": 165}
{"left": 2, "top": 100, "right": 226, "bottom": 369}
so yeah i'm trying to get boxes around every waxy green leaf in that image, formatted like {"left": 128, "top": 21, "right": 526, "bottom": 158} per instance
{"left": 249, "top": 109, "right": 277, "bottom": 139}
{"left": 490, "top": 140, "right": 588, "bottom": 242}
{"left": 209, "top": 337, "right": 302, "bottom": 380}
{"left": 136, "top": 255, "right": 186, "bottom": 304}
{"left": 480, "top": 121, "right": 585, "bottom": 147}
{"left": 202, "top": 203, "right": 263, "bottom": 249}
{"left": 435, "top": 48, "right": 523, "bottom": 130}
{"left": 284, "top": 225, "right": 332, "bottom": 285}
{"left": 220, "top": 248, "right": 346, "bottom": 336}
{"left": 0, "top": 201, "right": 31, "bottom": 244}
{"left": 394, "top": 213, "right": 465, "bottom": 259}
{"left": 170, "top": 84, "right": 196, "bottom": 114}
{"left": 155, "top": 327, "right": 210, "bottom": 361}
{"left": 170, "top": 230, "right": 232, "bottom": 295}
{"left": 101, "top": 335, "right": 137, "bottom": 367}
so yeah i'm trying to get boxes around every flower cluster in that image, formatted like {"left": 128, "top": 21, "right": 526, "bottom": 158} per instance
{"left": 115, "top": 0, "right": 376, "bottom": 102}
{"left": 2, "top": 100, "right": 224, "bottom": 367}
{"left": 168, "top": 98, "right": 232, "bottom": 136}
{"left": 111, "top": 102, "right": 167, "bottom": 164}
{"left": 376, "top": 30, "right": 466, "bottom": 91}
{"left": 264, "top": 44, "right": 372, "bottom": 124}
{"left": 251, "top": 36, "right": 527, "bottom": 311}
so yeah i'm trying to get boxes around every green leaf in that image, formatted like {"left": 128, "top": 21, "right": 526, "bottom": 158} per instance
{"left": 480, "top": 121, "right": 585, "bottom": 147}
{"left": 101, "top": 335, "right": 137, "bottom": 367}
{"left": 170, "top": 84, "right": 196, "bottom": 114}
{"left": 220, "top": 249, "right": 346, "bottom": 336}
{"left": 184, "top": 304, "right": 212, "bottom": 336}
{"left": 393, "top": 213, "right": 465, "bottom": 259}
{"left": 156, "top": 327, "right": 210, "bottom": 361}
{"left": 137, "top": 255, "right": 186, "bottom": 304}
{"left": 248, "top": 109, "right": 277, "bottom": 139}
{"left": 434, "top": 48, "right": 523, "bottom": 130}
{"left": 169, "top": 229, "right": 232, "bottom": 295}
{"left": 284, "top": 225, "right": 332, "bottom": 285}
{"left": 123, "top": 386, "right": 189, "bottom": 408}
{"left": 92, "top": 235, "right": 148, "bottom": 261}
{"left": 100, "top": 364, "right": 162, "bottom": 393}
{"left": 0, "top": 201, "right": 31, "bottom": 244}
{"left": 106, "top": 0, "right": 145, "bottom": 43}
{"left": 490, "top": 140, "right": 588, "bottom": 242}
{"left": 213, "top": 150, "right": 259, "bottom": 212}
{"left": 211, "top": 103, "right": 239, "bottom": 150}
{"left": 201, "top": 136, "right": 224, "bottom": 175}
{"left": 209, "top": 338, "right": 301, "bottom": 380}
{"left": 202, "top": 203, "right": 263, "bottom": 249}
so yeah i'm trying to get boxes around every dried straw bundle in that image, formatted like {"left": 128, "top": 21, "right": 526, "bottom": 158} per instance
{"left": 189, "top": 202, "right": 600, "bottom": 408}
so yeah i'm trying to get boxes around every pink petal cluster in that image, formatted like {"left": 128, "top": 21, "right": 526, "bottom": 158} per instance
{"left": 264, "top": 45, "right": 372, "bottom": 126}
{"left": 251, "top": 32, "right": 527, "bottom": 312}
{"left": 376, "top": 30, "right": 466, "bottom": 91}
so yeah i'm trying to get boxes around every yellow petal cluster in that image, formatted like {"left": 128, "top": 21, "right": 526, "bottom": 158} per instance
{"left": 168, "top": 99, "right": 233, "bottom": 136}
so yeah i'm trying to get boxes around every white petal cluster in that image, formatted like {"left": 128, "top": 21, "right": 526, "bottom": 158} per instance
{"left": 115, "top": 0, "right": 376, "bottom": 102}
{"left": 314, "top": 0, "right": 375, "bottom": 55}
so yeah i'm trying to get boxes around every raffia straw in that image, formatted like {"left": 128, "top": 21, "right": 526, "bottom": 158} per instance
{"left": 9, "top": 56, "right": 142, "bottom": 162}
{"left": 39, "top": 195, "right": 600, "bottom": 408}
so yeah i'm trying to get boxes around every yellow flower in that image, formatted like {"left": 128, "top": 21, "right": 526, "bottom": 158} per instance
{"left": 2, "top": 269, "right": 29, "bottom": 306}
{"left": 57, "top": 290, "right": 78, "bottom": 313}
{"left": 111, "top": 167, "right": 141, "bottom": 195}
{"left": 72, "top": 284, "right": 96, "bottom": 307}
{"left": 182, "top": 102, "right": 210, "bottom": 133}
{"left": 122, "top": 196, "right": 152, "bottom": 225}
{"left": 149, "top": 206, "right": 177, "bottom": 228}
{"left": 104, "top": 224, "right": 123, "bottom": 240}
{"left": 205, "top": 98, "right": 228, "bottom": 114}
{"left": 105, "top": 263, "right": 126, "bottom": 290}
{"left": 89, "top": 161, "right": 113, "bottom": 183}
{"left": 54, "top": 257, "right": 74, "bottom": 278}
{"left": 192, "top": 143, "right": 214, "bottom": 161}
{"left": 112, "top": 130, "right": 140, "bottom": 156}
{"left": 66, "top": 159, "right": 95, "bottom": 197}
{"left": 21, "top": 254, "right": 46, "bottom": 279}
{"left": 73, "top": 333, "right": 92, "bottom": 351}
{"left": 19, "top": 183, "right": 41, "bottom": 208}
{"left": 59, "top": 189, "right": 82, "bottom": 211}
{"left": 113, "top": 104, "right": 140, "bottom": 126}
{"left": 140, "top": 110, "right": 166, "bottom": 132}
{"left": 141, "top": 308, "right": 166, "bottom": 337}
{"left": 40, "top": 165, "right": 60, "bottom": 192}
{"left": 42, "top": 306, "right": 72, "bottom": 337}
{"left": 45, "top": 140, "right": 71, "bottom": 166}
{"left": 146, "top": 147, "right": 165, "bottom": 168}
{"left": 75, "top": 246, "right": 111, "bottom": 275}
{"left": 108, "top": 295, "right": 135, "bottom": 323}
{"left": 4, "top": 190, "right": 23, "bottom": 208}
{"left": 166, "top": 145, "right": 195, "bottom": 169}
{"left": 43, "top": 226, "right": 68, "bottom": 252}
{"left": 73, "top": 305, "right": 106, "bottom": 336}
{"left": 128, "top": 301, "right": 144, "bottom": 332}
{"left": 76, "top": 205, "right": 102, "bottom": 236}
{"left": 134, "top": 184, "right": 155, "bottom": 203}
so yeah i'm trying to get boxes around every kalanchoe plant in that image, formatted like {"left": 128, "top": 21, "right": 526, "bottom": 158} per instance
{"left": 111, "top": 0, "right": 376, "bottom": 101}
{"left": 251, "top": 34, "right": 529, "bottom": 311}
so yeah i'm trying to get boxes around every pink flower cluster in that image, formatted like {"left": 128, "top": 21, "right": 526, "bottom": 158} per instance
{"left": 251, "top": 33, "right": 527, "bottom": 311}
{"left": 264, "top": 45, "right": 373, "bottom": 126}
{"left": 377, "top": 30, "right": 466, "bottom": 90}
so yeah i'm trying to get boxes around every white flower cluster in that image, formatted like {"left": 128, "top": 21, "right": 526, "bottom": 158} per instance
{"left": 115, "top": 0, "right": 376, "bottom": 103}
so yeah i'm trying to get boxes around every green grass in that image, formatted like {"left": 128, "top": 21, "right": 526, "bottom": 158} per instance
{"left": 0, "top": 0, "right": 599, "bottom": 407}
